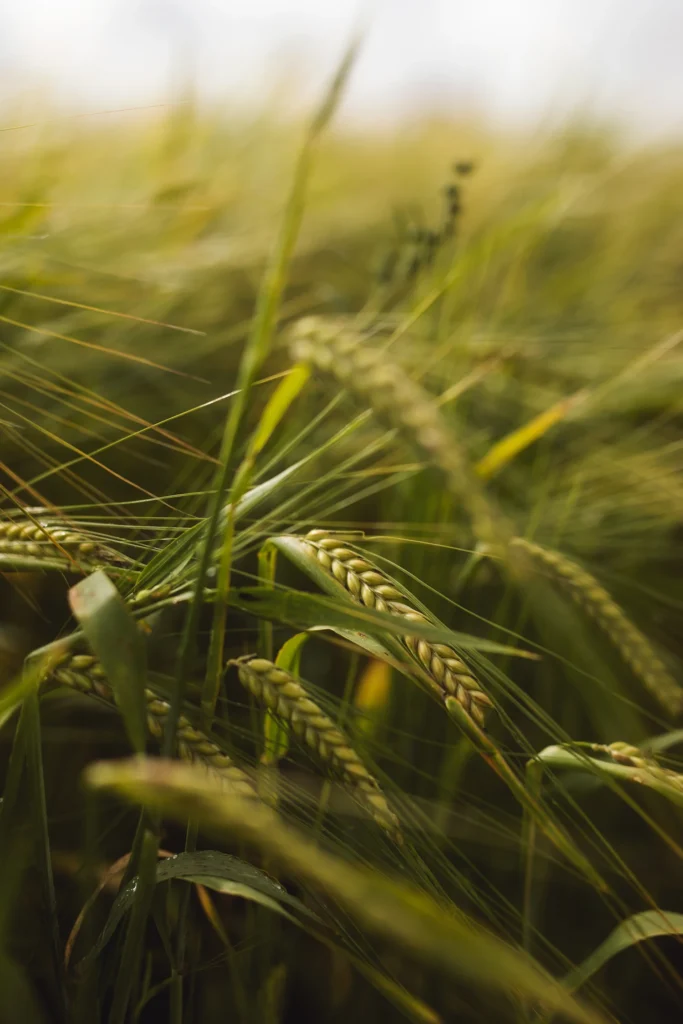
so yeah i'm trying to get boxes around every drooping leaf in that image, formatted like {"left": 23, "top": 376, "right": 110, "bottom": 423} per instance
{"left": 77, "top": 849, "right": 323, "bottom": 971}
{"left": 565, "top": 910, "right": 683, "bottom": 992}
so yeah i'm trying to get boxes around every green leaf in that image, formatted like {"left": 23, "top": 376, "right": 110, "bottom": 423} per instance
{"left": 274, "top": 632, "right": 309, "bottom": 675}
{"left": 231, "top": 581, "right": 530, "bottom": 659}
{"left": 245, "top": 364, "right": 311, "bottom": 461}
{"left": 69, "top": 570, "right": 147, "bottom": 754}
{"left": 0, "top": 649, "right": 58, "bottom": 732}
{"left": 79, "top": 844, "right": 438, "bottom": 1024}
{"left": 108, "top": 828, "right": 159, "bottom": 1024}
{"left": 23, "top": 693, "right": 63, "bottom": 1002}
{"left": 565, "top": 910, "right": 683, "bottom": 992}
{"left": 78, "top": 850, "right": 323, "bottom": 970}
{"left": 172, "top": 32, "right": 360, "bottom": 766}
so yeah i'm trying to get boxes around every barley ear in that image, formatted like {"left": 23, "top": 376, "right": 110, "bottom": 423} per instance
{"left": 588, "top": 741, "right": 683, "bottom": 796}
{"left": 301, "top": 529, "right": 494, "bottom": 728}
{"left": 230, "top": 654, "right": 402, "bottom": 842}
{"left": 0, "top": 517, "right": 130, "bottom": 572}
{"left": 44, "top": 651, "right": 257, "bottom": 798}
{"left": 509, "top": 537, "right": 683, "bottom": 717}
{"left": 288, "top": 316, "right": 504, "bottom": 549}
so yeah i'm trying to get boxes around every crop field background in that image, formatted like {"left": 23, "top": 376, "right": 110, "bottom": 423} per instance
{"left": 0, "top": 34, "right": 682, "bottom": 1024}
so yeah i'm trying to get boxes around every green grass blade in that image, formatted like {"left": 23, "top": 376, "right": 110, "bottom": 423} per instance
{"left": 166, "top": 38, "right": 359, "bottom": 761}
{"left": 445, "top": 697, "right": 609, "bottom": 893}
{"left": 565, "top": 910, "right": 683, "bottom": 993}
{"left": 21, "top": 692, "right": 65, "bottom": 1016}
{"left": 107, "top": 828, "right": 159, "bottom": 1024}
{"left": 69, "top": 569, "right": 147, "bottom": 753}
{"left": 231, "top": 582, "right": 534, "bottom": 659}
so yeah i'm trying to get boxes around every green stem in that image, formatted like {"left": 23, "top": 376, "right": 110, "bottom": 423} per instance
{"left": 109, "top": 829, "right": 159, "bottom": 1024}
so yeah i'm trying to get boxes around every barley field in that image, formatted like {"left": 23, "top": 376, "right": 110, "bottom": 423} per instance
{"left": 1, "top": 50, "right": 683, "bottom": 1024}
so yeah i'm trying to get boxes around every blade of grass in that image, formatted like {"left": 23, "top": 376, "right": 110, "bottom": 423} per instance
{"left": 165, "top": 38, "right": 360, "bottom": 759}
{"left": 564, "top": 910, "right": 683, "bottom": 993}
{"left": 69, "top": 570, "right": 147, "bottom": 754}
{"left": 165, "top": 46, "right": 359, "bottom": 1018}
{"left": 24, "top": 690, "right": 65, "bottom": 1016}
{"left": 107, "top": 828, "right": 159, "bottom": 1024}
{"left": 475, "top": 390, "right": 587, "bottom": 480}
{"left": 204, "top": 367, "right": 311, "bottom": 720}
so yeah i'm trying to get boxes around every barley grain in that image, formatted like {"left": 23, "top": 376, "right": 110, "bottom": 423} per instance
{"left": 288, "top": 316, "right": 502, "bottom": 547}
{"left": 589, "top": 741, "right": 683, "bottom": 794}
{"left": 301, "top": 529, "right": 493, "bottom": 727}
{"left": 0, "top": 517, "right": 129, "bottom": 570}
{"left": 129, "top": 584, "right": 174, "bottom": 607}
{"left": 231, "top": 654, "right": 402, "bottom": 841}
{"left": 510, "top": 537, "right": 683, "bottom": 716}
{"left": 45, "top": 652, "right": 256, "bottom": 798}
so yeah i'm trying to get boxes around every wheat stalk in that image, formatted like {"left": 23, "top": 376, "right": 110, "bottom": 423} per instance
{"left": 288, "top": 315, "right": 502, "bottom": 548}
{"left": 301, "top": 529, "right": 493, "bottom": 727}
{"left": 0, "top": 517, "right": 129, "bottom": 571}
{"left": 230, "top": 654, "right": 402, "bottom": 842}
{"left": 510, "top": 537, "right": 683, "bottom": 716}
{"left": 45, "top": 652, "right": 257, "bottom": 797}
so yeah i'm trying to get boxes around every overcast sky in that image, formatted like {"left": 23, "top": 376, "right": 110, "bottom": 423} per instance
{"left": 2, "top": 1, "right": 682, "bottom": 136}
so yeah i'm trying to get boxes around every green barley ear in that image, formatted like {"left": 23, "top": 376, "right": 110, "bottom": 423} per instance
{"left": 45, "top": 651, "right": 257, "bottom": 798}
{"left": 229, "top": 654, "right": 402, "bottom": 843}
{"left": 596, "top": 742, "right": 683, "bottom": 795}
{"left": 509, "top": 537, "right": 683, "bottom": 717}
{"left": 0, "top": 516, "right": 130, "bottom": 572}
{"left": 302, "top": 529, "right": 493, "bottom": 728}
{"left": 288, "top": 316, "right": 503, "bottom": 549}
{"left": 537, "top": 740, "right": 683, "bottom": 807}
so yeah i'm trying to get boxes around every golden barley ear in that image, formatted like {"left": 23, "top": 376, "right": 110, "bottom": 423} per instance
{"left": 301, "top": 529, "right": 493, "bottom": 728}
{"left": 509, "top": 537, "right": 683, "bottom": 717}
{"left": 230, "top": 654, "right": 403, "bottom": 843}
{"left": 0, "top": 516, "right": 130, "bottom": 572}
{"left": 288, "top": 316, "right": 502, "bottom": 548}
{"left": 45, "top": 651, "right": 257, "bottom": 798}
